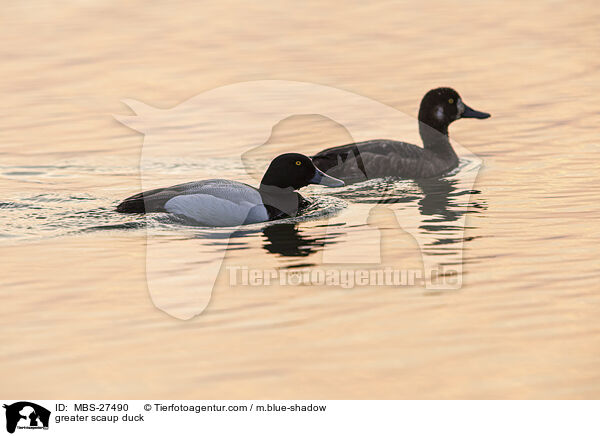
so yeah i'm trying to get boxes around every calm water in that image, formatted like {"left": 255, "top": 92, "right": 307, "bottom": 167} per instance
{"left": 1, "top": 0, "right": 599, "bottom": 398}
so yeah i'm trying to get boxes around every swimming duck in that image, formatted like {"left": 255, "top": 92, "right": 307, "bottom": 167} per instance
{"left": 116, "top": 153, "right": 344, "bottom": 226}
{"left": 311, "top": 88, "right": 490, "bottom": 181}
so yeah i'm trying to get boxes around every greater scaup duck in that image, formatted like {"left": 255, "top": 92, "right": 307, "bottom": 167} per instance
{"left": 311, "top": 88, "right": 490, "bottom": 181}
{"left": 116, "top": 153, "right": 344, "bottom": 226}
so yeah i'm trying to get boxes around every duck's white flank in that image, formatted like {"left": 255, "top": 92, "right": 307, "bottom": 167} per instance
{"left": 164, "top": 190, "right": 268, "bottom": 226}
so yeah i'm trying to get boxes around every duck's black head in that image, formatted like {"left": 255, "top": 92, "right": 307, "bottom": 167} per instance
{"left": 418, "top": 87, "right": 490, "bottom": 135}
{"left": 260, "top": 153, "right": 345, "bottom": 191}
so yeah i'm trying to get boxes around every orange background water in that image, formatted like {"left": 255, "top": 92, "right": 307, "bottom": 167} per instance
{"left": 1, "top": 0, "right": 599, "bottom": 398}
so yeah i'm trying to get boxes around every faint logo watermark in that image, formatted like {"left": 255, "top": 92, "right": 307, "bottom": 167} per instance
{"left": 116, "top": 80, "right": 482, "bottom": 320}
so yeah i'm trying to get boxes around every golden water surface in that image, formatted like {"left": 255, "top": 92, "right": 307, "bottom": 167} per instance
{"left": 1, "top": 0, "right": 599, "bottom": 398}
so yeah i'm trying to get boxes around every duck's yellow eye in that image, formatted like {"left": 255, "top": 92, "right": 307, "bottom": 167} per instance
{"left": 448, "top": 98, "right": 454, "bottom": 104}
{"left": 295, "top": 161, "right": 302, "bottom": 166}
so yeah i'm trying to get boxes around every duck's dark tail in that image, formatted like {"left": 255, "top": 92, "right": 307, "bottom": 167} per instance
{"left": 116, "top": 197, "right": 147, "bottom": 213}
{"left": 311, "top": 144, "right": 368, "bottom": 180}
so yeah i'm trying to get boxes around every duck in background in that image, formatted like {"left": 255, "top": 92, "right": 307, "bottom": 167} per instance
{"left": 116, "top": 153, "right": 344, "bottom": 226}
{"left": 311, "top": 87, "right": 490, "bottom": 182}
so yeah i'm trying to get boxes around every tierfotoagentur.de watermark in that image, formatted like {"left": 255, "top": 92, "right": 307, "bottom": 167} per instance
{"left": 117, "top": 80, "right": 481, "bottom": 319}
{"left": 227, "top": 266, "right": 461, "bottom": 289}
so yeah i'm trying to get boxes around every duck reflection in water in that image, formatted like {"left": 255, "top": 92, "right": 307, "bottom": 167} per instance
{"left": 414, "top": 177, "right": 486, "bottom": 250}
{"left": 415, "top": 177, "right": 485, "bottom": 222}
{"left": 262, "top": 222, "right": 343, "bottom": 257}
{"left": 331, "top": 175, "right": 485, "bottom": 222}
{"left": 327, "top": 174, "right": 486, "bottom": 260}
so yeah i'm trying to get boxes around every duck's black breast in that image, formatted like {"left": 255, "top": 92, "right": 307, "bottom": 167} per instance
{"left": 259, "top": 191, "right": 310, "bottom": 221}
{"left": 311, "top": 139, "right": 458, "bottom": 181}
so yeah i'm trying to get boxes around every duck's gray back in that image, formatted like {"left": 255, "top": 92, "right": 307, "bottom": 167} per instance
{"left": 116, "top": 179, "right": 257, "bottom": 213}
{"left": 311, "top": 139, "right": 457, "bottom": 181}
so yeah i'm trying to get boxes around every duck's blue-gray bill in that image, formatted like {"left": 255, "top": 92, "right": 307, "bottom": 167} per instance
{"left": 310, "top": 168, "right": 345, "bottom": 187}
{"left": 462, "top": 104, "right": 491, "bottom": 119}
